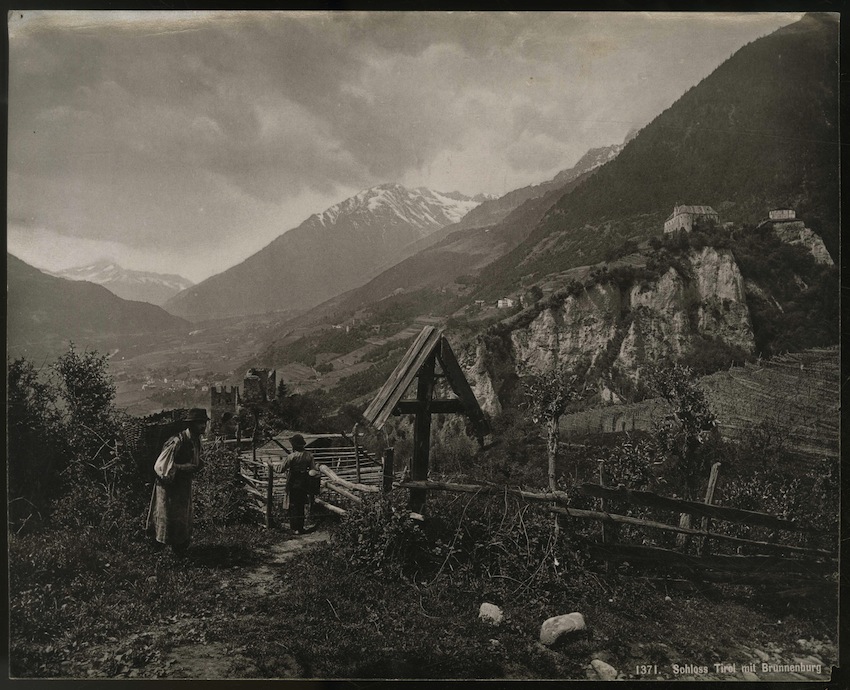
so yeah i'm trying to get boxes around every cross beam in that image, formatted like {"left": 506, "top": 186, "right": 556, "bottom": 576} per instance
{"left": 393, "top": 399, "right": 466, "bottom": 415}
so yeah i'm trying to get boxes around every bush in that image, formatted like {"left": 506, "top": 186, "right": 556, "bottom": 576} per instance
{"left": 7, "top": 358, "right": 66, "bottom": 527}
{"left": 682, "top": 336, "right": 752, "bottom": 375}
{"left": 330, "top": 490, "right": 596, "bottom": 603}
{"left": 714, "top": 456, "right": 838, "bottom": 551}
{"left": 430, "top": 416, "right": 480, "bottom": 475}
{"left": 8, "top": 347, "right": 149, "bottom": 537}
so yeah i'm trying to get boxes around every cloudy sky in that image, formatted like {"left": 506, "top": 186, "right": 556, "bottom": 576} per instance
{"left": 8, "top": 11, "right": 800, "bottom": 283}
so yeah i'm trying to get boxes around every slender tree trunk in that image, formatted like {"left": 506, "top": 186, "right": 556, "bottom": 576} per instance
{"left": 547, "top": 415, "right": 565, "bottom": 538}
{"left": 546, "top": 416, "right": 559, "bottom": 493}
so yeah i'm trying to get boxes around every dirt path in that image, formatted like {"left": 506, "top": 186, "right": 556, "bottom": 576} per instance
{"left": 238, "top": 529, "right": 330, "bottom": 596}
{"left": 76, "top": 528, "right": 330, "bottom": 680}
{"left": 164, "top": 529, "right": 331, "bottom": 679}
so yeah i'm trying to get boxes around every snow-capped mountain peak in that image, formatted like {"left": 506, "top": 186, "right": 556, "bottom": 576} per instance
{"left": 48, "top": 260, "right": 193, "bottom": 306}
{"left": 305, "top": 183, "right": 485, "bottom": 236}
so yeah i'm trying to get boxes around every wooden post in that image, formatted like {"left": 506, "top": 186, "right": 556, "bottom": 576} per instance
{"left": 234, "top": 421, "right": 243, "bottom": 476}
{"left": 265, "top": 461, "right": 274, "bottom": 528}
{"left": 383, "top": 446, "right": 395, "bottom": 494}
{"left": 676, "top": 464, "right": 721, "bottom": 550}
{"left": 353, "top": 423, "right": 362, "bottom": 485}
{"left": 598, "top": 463, "right": 612, "bottom": 572}
{"left": 251, "top": 409, "right": 259, "bottom": 464}
{"left": 409, "top": 352, "right": 436, "bottom": 514}
{"left": 699, "top": 463, "right": 721, "bottom": 556}
{"left": 599, "top": 463, "right": 612, "bottom": 546}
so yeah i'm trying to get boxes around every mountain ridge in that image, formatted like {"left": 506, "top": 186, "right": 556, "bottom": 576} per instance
{"left": 48, "top": 259, "right": 193, "bottom": 306}
{"left": 475, "top": 12, "right": 838, "bottom": 297}
{"left": 8, "top": 253, "right": 188, "bottom": 356}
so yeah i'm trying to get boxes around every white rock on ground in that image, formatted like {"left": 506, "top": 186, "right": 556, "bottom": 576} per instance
{"left": 591, "top": 659, "right": 618, "bottom": 681}
{"left": 753, "top": 649, "right": 770, "bottom": 662}
{"left": 478, "top": 602, "right": 504, "bottom": 625}
{"left": 539, "top": 612, "right": 586, "bottom": 646}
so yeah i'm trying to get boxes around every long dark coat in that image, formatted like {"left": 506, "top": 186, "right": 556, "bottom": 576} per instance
{"left": 145, "top": 430, "right": 202, "bottom": 545}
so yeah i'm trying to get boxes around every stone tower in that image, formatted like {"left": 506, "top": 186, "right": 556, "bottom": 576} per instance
{"left": 210, "top": 385, "right": 239, "bottom": 434}
{"left": 241, "top": 368, "right": 277, "bottom": 406}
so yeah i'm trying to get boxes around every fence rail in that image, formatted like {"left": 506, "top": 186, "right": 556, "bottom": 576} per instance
{"left": 238, "top": 440, "right": 385, "bottom": 526}
{"left": 574, "top": 483, "right": 816, "bottom": 534}
{"left": 234, "top": 438, "right": 836, "bottom": 589}
{"left": 389, "top": 462, "right": 837, "bottom": 589}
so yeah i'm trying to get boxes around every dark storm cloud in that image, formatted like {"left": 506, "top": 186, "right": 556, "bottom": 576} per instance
{"left": 8, "top": 11, "right": 799, "bottom": 279}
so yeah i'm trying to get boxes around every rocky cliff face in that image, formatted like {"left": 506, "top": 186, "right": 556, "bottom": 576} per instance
{"left": 772, "top": 221, "right": 833, "bottom": 265}
{"left": 466, "top": 246, "right": 755, "bottom": 414}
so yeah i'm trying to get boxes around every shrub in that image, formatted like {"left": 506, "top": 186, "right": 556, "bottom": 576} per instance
{"left": 330, "top": 492, "right": 430, "bottom": 577}
{"left": 682, "top": 336, "right": 752, "bottom": 375}
{"left": 714, "top": 457, "right": 838, "bottom": 552}
{"left": 648, "top": 363, "right": 718, "bottom": 500}
{"left": 8, "top": 347, "right": 149, "bottom": 537}
{"left": 7, "top": 358, "right": 66, "bottom": 528}
{"left": 54, "top": 346, "right": 118, "bottom": 463}
{"left": 330, "top": 490, "right": 597, "bottom": 603}
{"left": 430, "top": 415, "right": 480, "bottom": 475}
{"left": 594, "top": 438, "right": 657, "bottom": 491}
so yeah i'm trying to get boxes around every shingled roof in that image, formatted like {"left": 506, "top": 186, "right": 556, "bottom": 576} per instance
{"left": 666, "top": 205, "right": 718, "bottom": 220}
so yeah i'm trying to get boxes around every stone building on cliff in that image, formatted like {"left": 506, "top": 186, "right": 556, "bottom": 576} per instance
{"left": 757, "top": 208, "right": 832, "bottom": 265}
{"left": 663, "top": 205, "right": 719, "bottom": 234}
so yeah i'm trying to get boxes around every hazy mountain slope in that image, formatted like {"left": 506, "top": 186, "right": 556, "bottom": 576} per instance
{"left": 164, "top": 184, "right": 484, "bottom": 321}
{"left": 49, "top": 259, "right": 193, "bottom": 305}
{"left": 8, "top": 254, "right": 188, "bottom": 350}
{"left": 454, "top": 143, "right": 624, "bottom": 232}
{"left": 248, "top": 15, "right": 838, "bottom": 415}
{"left": 477, "top": 13, "right": 839, "bottom": 297}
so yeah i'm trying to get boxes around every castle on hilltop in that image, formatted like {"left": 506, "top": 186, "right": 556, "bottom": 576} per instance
{"left": 663, "top": 205, "right": 719, "bottom": 234}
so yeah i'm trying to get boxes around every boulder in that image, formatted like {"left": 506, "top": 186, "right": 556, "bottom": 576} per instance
{"left": 539, "top": 612, "right": 586, "bottom": 646}
{"left": 591, "top": 659, "right": 618, "bottom": 681}
{"left": 478, "top": 602, "right": 504, "bottom": 626}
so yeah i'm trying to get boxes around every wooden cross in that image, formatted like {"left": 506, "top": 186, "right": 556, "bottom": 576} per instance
{"left": 363, "top": 327, "right": 490, "bottom": 514}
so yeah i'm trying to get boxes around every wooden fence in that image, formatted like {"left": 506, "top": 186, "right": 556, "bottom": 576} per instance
{"left": 390, "top": 462, "right": 837, "bottom": 591}
{"left": 237, "top": 439, "right": 386, "bottom": 527}
{"left": 232, "top": 439, "right": 837, "bottom": 591}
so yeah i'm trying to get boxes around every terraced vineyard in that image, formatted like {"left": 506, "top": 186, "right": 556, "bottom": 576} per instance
{"left": 563, "top": 347, "right": 838, "bottom": 462}
{"left": 700, "top": 347, "right": 838, "bottom": 461}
